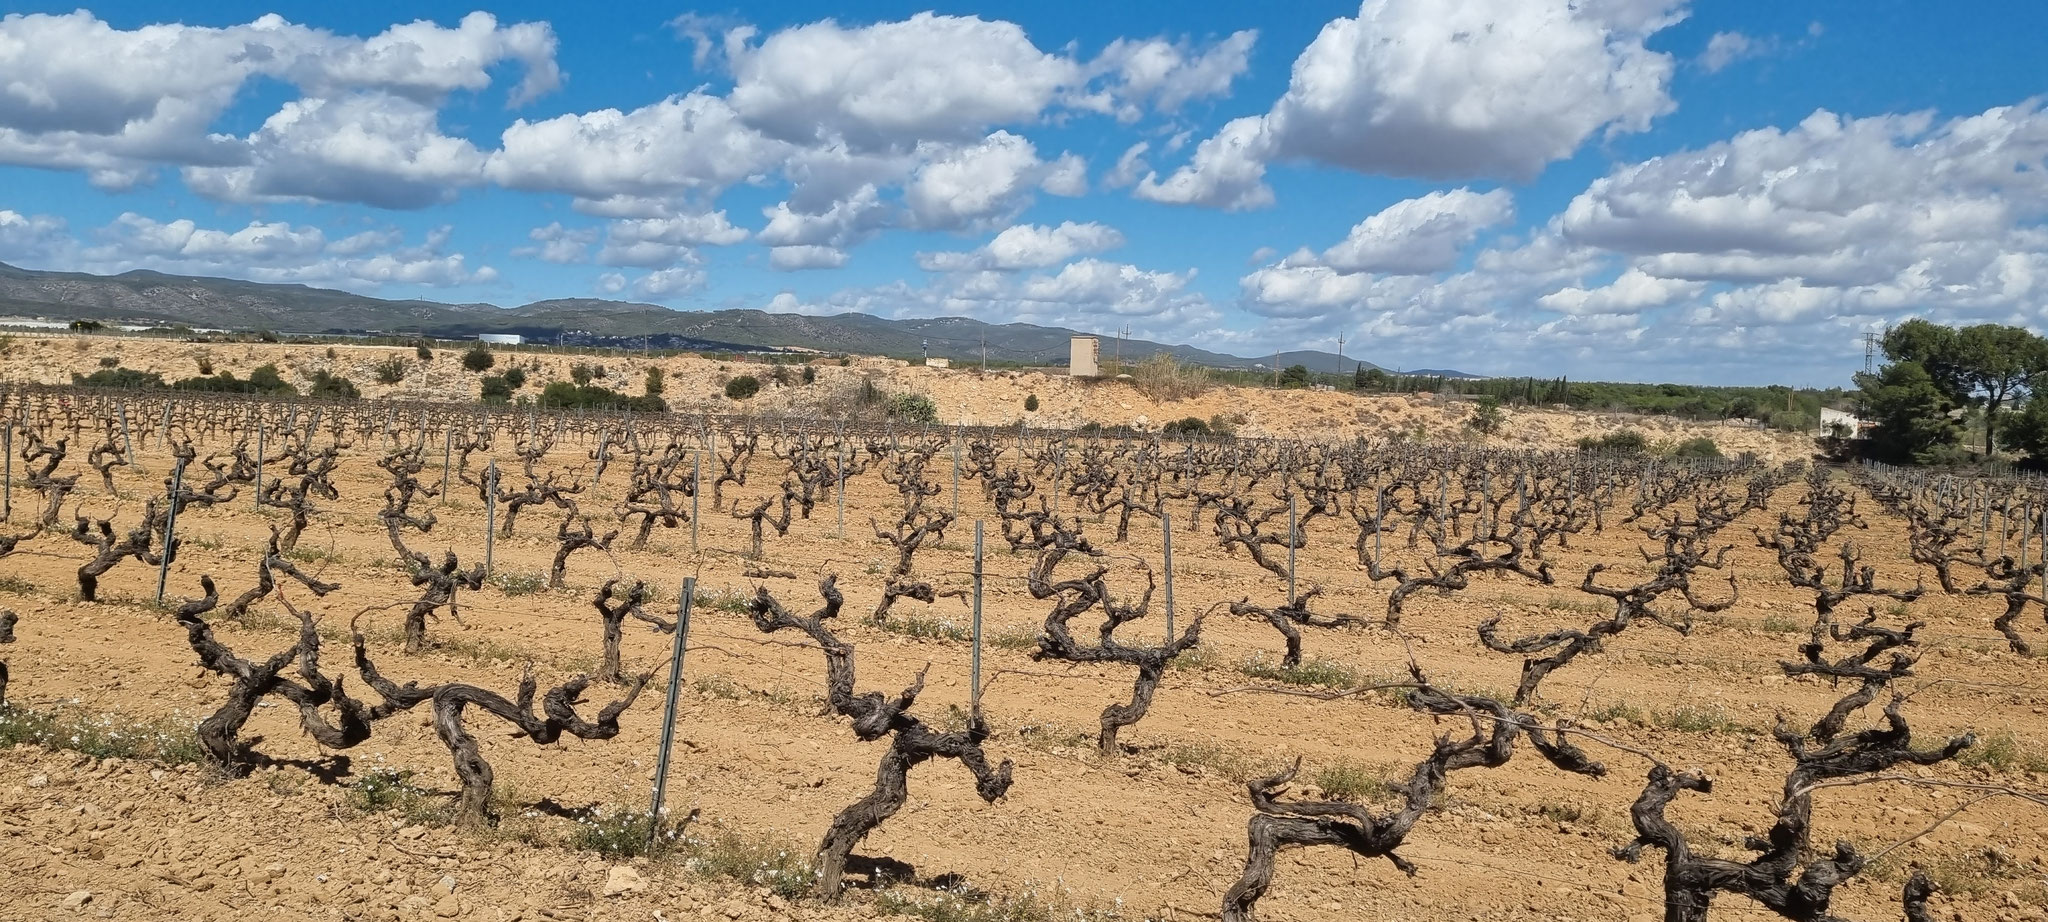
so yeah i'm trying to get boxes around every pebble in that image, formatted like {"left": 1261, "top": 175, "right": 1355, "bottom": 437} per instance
{"left": 60, "top": 891, "right": 91, "bottom": 911}
{"left": 602, "top": 865, "right": 646, "bottom": 897}
{"left": 26, "top": 773, "right": 48, "bottom": 788}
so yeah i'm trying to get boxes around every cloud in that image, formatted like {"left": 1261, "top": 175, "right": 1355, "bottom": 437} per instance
{"left": 0, "top": 210, "right": 69, "bottom": 262}
{"left": 1133, "top": 116, "right": 1273, "bottom": 209}
{"left": 916, "top": 221, "right": 1126, "bottom": 271}
{"left": 1697, "top": 31, "right": 1758, "bottom": 73}
{"left": 1079, "top": 31, "right": 1258, "bottom": 121}
{"left": 904, "top": 131, "right": 1050, "bottom": 230}
{"left": 63, "top": 213, "right": 494, "bottom": 288}
{"left": 0, "top": 11, "right": 558, "bottom": 188}
{"left": 1142, "top": 0, "right": 1685, "bottom": 207}
{"left": 488, "top": 92, "right": 785, "bottom": 203}
{"left": 182, "top": 93, "right": 485, "bottom": 208}
{"left": 628, "top": 266, "right": 705, "bottom": 298}
{"left": 593, "top": 212, "right": 748, "bottom": 269}
{"left": 725, "top": 13, "right": 1079, "bottom": 151}
{"left": 768, "top": 245, "right": 850, "bottom": 271}
{"left": 1536, "top": 267, "right": 1704, "bottom": 315}
{"left": 1316, "top": 188, "right": 1514, "bottom": 274}
{"left": 514, "top": 223, "right": 597, "bottom": 264}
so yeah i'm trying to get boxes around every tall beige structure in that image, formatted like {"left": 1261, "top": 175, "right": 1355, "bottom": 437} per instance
{"left": 1069, "top": 336, "right": 1099, "bottom": 377}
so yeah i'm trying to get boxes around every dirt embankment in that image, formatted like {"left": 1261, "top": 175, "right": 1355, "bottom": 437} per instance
{"left": 0, "top": 333, "right": 1812, "bottom": 461}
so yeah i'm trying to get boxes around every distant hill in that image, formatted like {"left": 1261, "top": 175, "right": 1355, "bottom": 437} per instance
{"left": 0, "top": 261, "right": 1477, "bottom": 376}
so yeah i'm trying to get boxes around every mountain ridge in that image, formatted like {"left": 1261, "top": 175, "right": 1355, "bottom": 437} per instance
{"left": 0, "top": 261, "right": 1479, "bottom": 376}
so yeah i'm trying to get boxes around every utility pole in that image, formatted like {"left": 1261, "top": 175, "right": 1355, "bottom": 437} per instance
{"left": 1335, "top": 331, "right": 1346, "bottom": 380}
{"left": 1114, "top": 326, "right": 1129, "bottom": 376}
{"left": 980, "top": 333, "right": 986, "bottom": 372}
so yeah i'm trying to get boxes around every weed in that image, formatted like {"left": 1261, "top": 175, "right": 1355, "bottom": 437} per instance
{"left": 489, "top": 570, "right": 547, "bottom": 597}
{"left": 285, "top": 545, "right": 339, "bottom": 565}
{"left": 987, "top": 624, "right": 1042, "bottom": 651}
{"left": 1760, "top": 614, "right": 1804, "bottom": 635}
{"left": 1585, "top": 701, "right": 1646, "bottom": 726}
{"left": 1167, "top": 643, "right": 1219, "bottom": 672}
{"left": 1154, "top": 741, "right": 1277, "bottom": 783}
{"left": 1238, "top": 652, "right": 1358, "bottom": 689}
{"left": 873, "top": 883, "right": 1130, "bottom": 922}
{"left": 876, "top": 614, "right": 972, "bottom": 643}
{"left": 1314, "top": 761, "right": 1391, "bottom": 801}
{"left": 679, "top": 826, "right": 816, "bottom": 898}
{"left": 693, "top": 587, "right": 752, "bottom": 615}
{"left": 0, "top": 703, "right": 204, "bottom": 765}
{"left": 1958, "top": 731, "right": 2048, "bottom": 774}
{"left": 693, "top": 674, "right": 744, "bottom": 700}
{"left": 567, "top": 804, "right": 683, "bottom": 858}
{"left": 0, "top": 575, "right": 36, "bottom": 594}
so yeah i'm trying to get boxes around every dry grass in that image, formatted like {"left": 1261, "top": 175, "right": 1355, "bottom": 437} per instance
{"left": 1129, "top": 354, "right": 1211, "bottom": 402}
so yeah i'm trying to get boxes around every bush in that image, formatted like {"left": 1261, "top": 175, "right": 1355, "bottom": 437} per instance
{"left": 1131, "top": 354, "right": 1212, "bottom": 401}
{"left": 1278, "top": 364, "right": 1311, "bottom": 389}
{"left": 480, "top": 374, "right": 517, "bottom": 403}
{"left": 195, "top": 356, "right": 214, "bottom": 375}
{"left": 539, "top": 381, "right": 666, "bottom": 412}
{"left": 72, "top": 368, "right": 165, "bottom": 389}
{"left": 257, "top": 330, "right": 279, "bottom": 343}
{"left": 1161, "top": 416, "right": 1209, "bottom": 436}
{"left": 1671, "top": 436, "right": 1722, "bottom": 459}
{"left": 887, "top": 393, "right": 938, "bottom": 423}
{"left": 415, "top": 342, "right": 433, "bottom": 361}
{"left": 462, "top": 343, "right": 495, "bottom": 372}
{"left": 769, "top": 365, "right": 792, "bottom": 386}
{"left": 1024, "top": 394, "right": 1039, "bottom": 412}
{"left": 570, "top": 362, "right": 594, "bottom": 385}
{"left": 801, "top": 365, "right": 816, "bottom": 384}
{"left": 724, "top": 375, "right": 761, "bottom": 400}
{"left": 502, "top": 367, "right": 527, "bottom": 389}
{"left": 372, "top": 355, "right": 409, "bottom": 384}
{"left": 97, "top": 355, "right": 120, "bottom": 368}
{"left": 1467, "top": 396, "right": 1504, "bottom": 435}
{"left": 306, "top": 370, "right": 360, "bottom": 400}
{"left": 68, "top": 319, "right": 103, "bottom": 332}
{"left": 644, "top": 367, "right": 664, "bottom": 397}
{"left": 1576, "top": 430, "right": 1649, "bottom": 454}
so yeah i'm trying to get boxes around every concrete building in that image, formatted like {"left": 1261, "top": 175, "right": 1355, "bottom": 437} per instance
{"left": 1820, "top": 407, "right": 1865, "bottom": 437}
{"left": 924, "top": 357, "right": 951, "bottom": 369}
{"left": 478, "top": 333, "right": 523, "bottom": 345}
{"left": 1069, "top": 336, "right": 1099, "bottom": 377}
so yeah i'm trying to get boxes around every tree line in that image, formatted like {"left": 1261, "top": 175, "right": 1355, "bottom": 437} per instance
{"left": 1857, "top": 318, "right": 2048, "bottom": 465}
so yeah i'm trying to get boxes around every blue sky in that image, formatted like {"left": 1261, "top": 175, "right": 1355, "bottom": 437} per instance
{"left": 1, "top": 2, "right": 2044, "bottom": 383}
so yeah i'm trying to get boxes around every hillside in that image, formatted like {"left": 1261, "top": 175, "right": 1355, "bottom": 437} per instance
{"left": 0, "top": 333, "right": 1806, "bottom": 461}
{"left": 0, "top": 261, "right": 1469, "bottom": 374}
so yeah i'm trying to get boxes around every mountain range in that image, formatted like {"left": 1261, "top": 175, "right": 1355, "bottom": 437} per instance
{"left": 0, "top": 262, "right": 1477, "bottom": 377}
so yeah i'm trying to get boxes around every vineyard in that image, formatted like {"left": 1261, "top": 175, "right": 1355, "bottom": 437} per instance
{"left": 0, "top": 384, "right": 2044, "bottom": 922}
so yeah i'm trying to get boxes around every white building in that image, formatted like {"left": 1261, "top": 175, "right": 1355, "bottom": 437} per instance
{"left": 478, "top": 333, "right": 523, "bottom": 345}
{"left": 1820, "top": 407, "right": 1865, "bottom": 437}
{"left": 1069, "top": 336, "right": 1099, "bottom": 377}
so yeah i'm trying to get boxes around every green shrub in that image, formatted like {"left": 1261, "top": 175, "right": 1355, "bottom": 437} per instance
{"left": 502, "top": 367, "right": 527, "bottom": 389}
{"left": 72, "top": 368, "right": 165, "bottom": 389}
{"left": 480, "top": 374, "right": 517, "bottom": 404}
{"left": 769, "top": 365, "right": 793, "bottom": 386}
{"left": 1467, "top": 396, "right": 1504, "bottom": 434}
{"left": 372, "top": 355, "right": 409, "bottom": 384}
{"left": 1671, "top": 436, "right": 1721, "bottom": 459}
{"left": 1577, "top": 430, "right": 1649, "bottom": 454}
{"left": 801, "top": 365, "right": 816, "bottom": 384}
{"left": 194, "top": 356, "right": 214, "bottom": 375}
{"left": 97, "top": 355, "right": 120, "bottom": 368}
{"left": 1278, "top": 364, "right": 1310, "bottom": 389}
{"left": 644, "top": 367, "right": 665, "bottom": 397}
{"left": 888, "top": 393, "right": 938, "bottom": 423}
{"left": 1162, "top": 416, "right": 1209, "bottom": 436}
{"left": 462, "top": 343, "right": 495, "bottom": 372}
{"left": 415, "top": 342, "right": 434, "bottom": 361}
{"left": 306, "top": 370, "right": 359, "bottom": 400}
{"left": 1023, "top": 393, "right": 1038, "bottom": 412}
{"left": 538, "top": 381, "right": 665, "bottom": 412}
{"left": 725, "top": 375, "right": 761, "bottom": 400}
{"left": 570, "top": 362, "right": 594, "bottom": 385}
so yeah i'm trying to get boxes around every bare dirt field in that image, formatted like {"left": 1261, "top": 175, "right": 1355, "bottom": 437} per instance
{"left": 0, "top": 345, "right": 2040, "bottom": 922}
